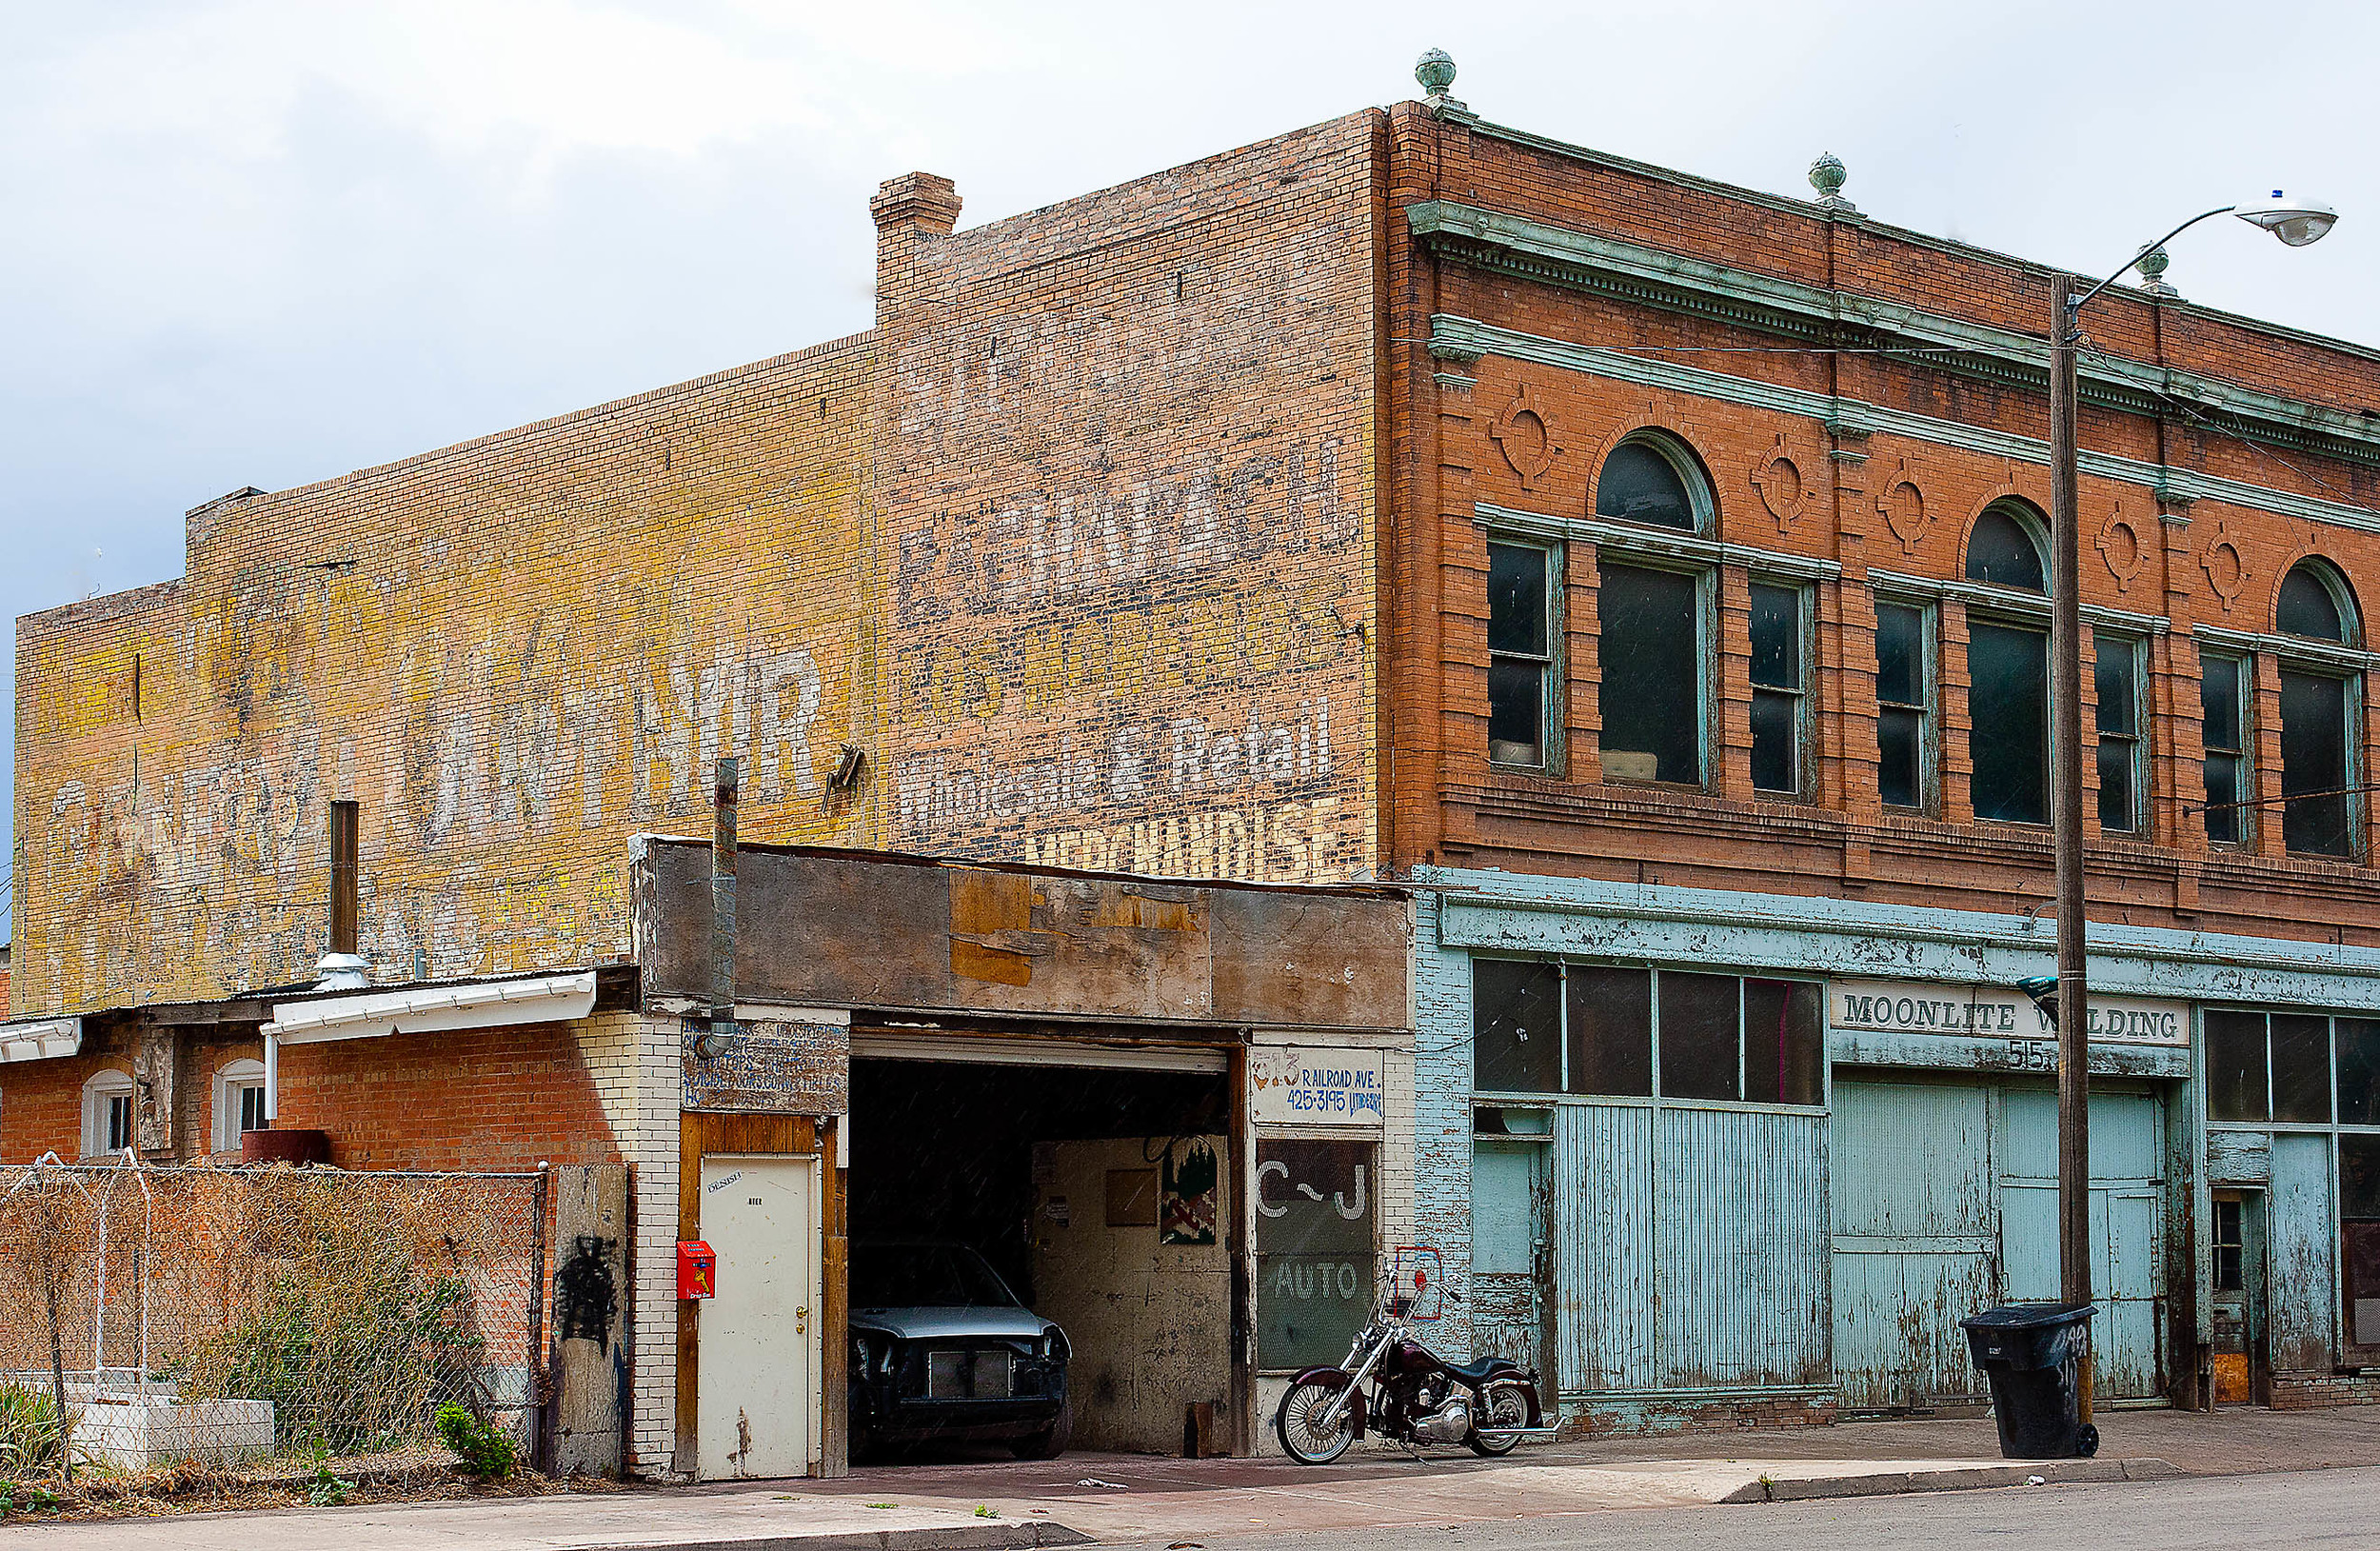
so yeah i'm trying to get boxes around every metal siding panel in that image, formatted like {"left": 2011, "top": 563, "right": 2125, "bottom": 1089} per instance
{"left": 2270, "top": 1132, "right": 2338, "bottom": 1373}
{"left": 1655, "top": 1107, "right": 1829, "bottom": 1388}
{"left": 1554, "top": 1104, "right": 1655, "bottom": 1392}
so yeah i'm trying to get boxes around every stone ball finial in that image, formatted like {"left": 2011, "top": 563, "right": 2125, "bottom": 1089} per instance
{"left": 1808, "top": 151, "right": 1856, "bottom": 214}
{"left": 2135, "top": 242, "right": 2180, "bottom": 300}
{"left": 1417, "top": 48, "right": 1457, "bottom": 98}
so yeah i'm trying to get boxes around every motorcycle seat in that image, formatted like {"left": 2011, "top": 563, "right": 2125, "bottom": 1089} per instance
{"left": 1440, "top": 1357, "right": 1516, "bottom": 1385}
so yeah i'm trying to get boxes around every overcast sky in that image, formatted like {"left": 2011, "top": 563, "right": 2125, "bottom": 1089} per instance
{"left": 6, "top": 1, "right": 2375, "bottom": 933}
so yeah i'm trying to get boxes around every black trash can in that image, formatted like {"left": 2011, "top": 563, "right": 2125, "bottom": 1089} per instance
{"left": 1960, "top": 1303, "right": 2098, "bottom": 1460}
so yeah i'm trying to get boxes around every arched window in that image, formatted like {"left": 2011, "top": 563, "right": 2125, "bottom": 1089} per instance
{"left": 212, "top": 1057, "right": 268, "bottom": 1152}
{"left": 1963, "top": 503, "right": 2053, "bottom": 823}
{"left": 82, "top": 1068, "right": 135, "bottom": 1159}
{"left": 1965, "top": 503, "right": 2049, "bottom": 592}
{"left": 2277, "top": 560, "right": 2358, "bottom": 645}
{"left": 1595, "top": 436, "right": 1708, "bottom": 533}
{"left": 2272, "top": 559, "right": 2364, "bottom": 857}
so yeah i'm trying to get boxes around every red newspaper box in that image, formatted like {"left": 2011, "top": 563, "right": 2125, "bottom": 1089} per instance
{"left": 677, "top": 1240, "right": 716, "bottom": 1300}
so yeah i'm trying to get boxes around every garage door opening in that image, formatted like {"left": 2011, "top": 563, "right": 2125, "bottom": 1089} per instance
{"left": 848, "top": 1045, "right": 1234, "bottom": 1462}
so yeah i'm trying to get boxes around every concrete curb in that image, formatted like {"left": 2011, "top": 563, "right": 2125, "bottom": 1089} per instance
{"left": 1722, "top": 1456, "right": 2187, "bottom": 1504}
{"left": 568, "top": 1523, "right": 1096, "bottom": 1551}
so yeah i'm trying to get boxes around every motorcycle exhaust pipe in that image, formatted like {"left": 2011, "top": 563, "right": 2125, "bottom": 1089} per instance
{"left": 1469, "top": 1424, "right": 1561, "bottom": 1442}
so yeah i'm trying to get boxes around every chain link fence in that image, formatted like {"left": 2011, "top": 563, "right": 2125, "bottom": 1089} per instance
{"left": 0, "top": 1159, "right": 547, "bottom": 1480}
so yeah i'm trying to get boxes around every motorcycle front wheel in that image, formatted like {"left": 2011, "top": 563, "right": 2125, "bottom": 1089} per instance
{"left": 1467, "top": 1376, "right": 1541, "bottom": 1457}
{"left": 1274, "top": 1372, "right": 1359, "bottom": 1464}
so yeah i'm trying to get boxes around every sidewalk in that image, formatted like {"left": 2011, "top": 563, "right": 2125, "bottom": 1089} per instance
{"left": 15, "top": 1406, "right": 2379, "bottom": 1548}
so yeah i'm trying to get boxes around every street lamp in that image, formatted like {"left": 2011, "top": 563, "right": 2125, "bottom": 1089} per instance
{"left": 2046, "top": 189, "right": 2337, "bottom": 1424}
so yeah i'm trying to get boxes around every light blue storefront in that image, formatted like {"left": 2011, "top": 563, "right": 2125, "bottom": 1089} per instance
{"left": 1411, "top": 865, "right": 2380, "bottom": 1427}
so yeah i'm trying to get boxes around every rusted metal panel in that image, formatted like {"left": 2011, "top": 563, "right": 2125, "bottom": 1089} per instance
{"left": 1554, "top": 1103, "right": 1655, "bottom": 1393}
{"left": 1831, "top": 1081, "right": 1995, "bottom": 1408}
{"left": 1655, "top": 1106, "right": 1829, "bottom": 1389}
{"left": 635, "top": 841, "right": 1407, "bottom": 1029}
{"left": 1206, "top": 887, "right": 1411, "bottom": 1030}
{"left": 2269, "top": 1132, "right": 2337, "bottom": 1373}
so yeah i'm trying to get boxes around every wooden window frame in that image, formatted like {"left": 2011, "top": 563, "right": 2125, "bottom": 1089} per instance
{"left": 1484, "top": 536, "right": 1564, "bottom": 776}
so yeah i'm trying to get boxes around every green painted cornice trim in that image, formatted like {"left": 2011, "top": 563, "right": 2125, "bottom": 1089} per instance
{"left": 1475, "top": 504, "right": 1842, "bottom": 582}
{"left": 1432, "top": 313, "right": 2380, "bottom": 539}
{"left": 1408, "top": 199, "right": 2380, "bottom": 469}
{"left": 1447, "top": 120, "right": 2380, "bottom": 374}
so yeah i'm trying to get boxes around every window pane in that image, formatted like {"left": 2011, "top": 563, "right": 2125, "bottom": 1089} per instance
{"left": 2097, "top": 737, "right": 2136, "bottom": 833}
{"left": 2205, "top": 753, "right": 2243, "bottom": 845}
{"left": 1970, "top": 622, "right": 2049, "bottom": 824}
{"left": 107, "top": 1095, "right": 132, "bottom": 1152}
{"left": 1879, "top": 707, "right": 1924, "bottom": 808}
{"left": 1566, "top": 966, "right": 1652, "bottom": 1098}
{"left": 1966, "top": 507, "right": 2046, "bottom": 592}
{"left": 2201, "top": 655, "right": 2244, "bottom": 750}
{"left": 1488, "top": 543, "right": 1549, "bottom": 656}
{"left": 1488, "top": 660, "right": 1544, "bottom": 766}
{"left": 2205, "top": 1010, "right": 2270, "bottom": 1123}
{"left": 2271, "top": 1013, "right": 2334, "bottom": 1123}
{"left": 2348, "top": 1222, "right": 2380, "bottom": 1349}
{"left": 2278, "top": 565, "right": 2347, "bottom": 643}
{"left": 1474, "top": 959, "right": 1563, "bottom": 1094}
{"left": 240, "top": 1084, "right": 268, "bottom": 1134}
{"left": 1595, "top": 442, "right": 1696, "bottom": 530}
{"left": 1597, "top": 564, "right": 1700, "bottom": 785}
{"left": 1751, "top": 691, "right": 1797, "bottom": 794}
{"left": 1876, "top": 604, "right": 1925, "bottom": 706}
{"left": 2093, "top": 633, "right": 2137, "bottom": 736}
{"left": 2213, "top": 1199, "right": 2244, "bottom": 1293}
{"left": 1658, "top": 971, "right": 1740, "bottom": 1102}
{"left": 2345, "top": 1135, "right": 2380, "bottom": 1221}
{"left": 2281, "top": 669, "right": 2352, "bottom": 857}
{"left": 1751, "top": 586, "right": 1800, "bottom": 690}
{"left": 2339, "top": 1018, "right": 2380, "bottom": 1125}
{"left": 1742, "top": 978, "right": 1823, "bottom": 1106}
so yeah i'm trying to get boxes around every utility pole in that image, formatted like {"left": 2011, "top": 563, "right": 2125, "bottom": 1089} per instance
{"left": 2047, "top": 282, "right": 2093, "bottom": 1425}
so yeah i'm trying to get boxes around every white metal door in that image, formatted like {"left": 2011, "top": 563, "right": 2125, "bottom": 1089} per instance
{"left": 699, "top": 1153, "right": 820, "bottom": 1480}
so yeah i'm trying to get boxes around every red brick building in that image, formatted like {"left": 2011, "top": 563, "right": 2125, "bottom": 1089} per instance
{"left": 10, "top": 50, "right": 2380, "bottom": 1467}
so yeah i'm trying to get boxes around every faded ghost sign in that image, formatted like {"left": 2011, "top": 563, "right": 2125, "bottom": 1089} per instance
{"left": 682, "top": 1017, "right": 852, "bottom": 1114}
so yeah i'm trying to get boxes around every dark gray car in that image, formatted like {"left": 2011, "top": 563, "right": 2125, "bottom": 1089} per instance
{"left": 848, "top": 1240, "right": 1071, "bottom": 1459}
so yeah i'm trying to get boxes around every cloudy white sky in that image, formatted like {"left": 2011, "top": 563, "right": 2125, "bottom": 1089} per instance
{"left": 5, "top": 0, "right": 2375, "bottom": 931}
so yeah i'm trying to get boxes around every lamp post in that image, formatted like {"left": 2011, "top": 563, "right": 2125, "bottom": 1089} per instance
{"left": 2046, "top": 191, "right": 2336, "bottom": 1422}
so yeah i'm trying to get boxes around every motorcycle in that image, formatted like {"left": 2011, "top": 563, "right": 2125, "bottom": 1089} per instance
{"left": 1272, "top": 1289, "right": 1554, "bottom": 1464}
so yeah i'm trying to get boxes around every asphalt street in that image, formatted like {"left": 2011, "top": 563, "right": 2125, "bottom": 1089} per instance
{"left": 1106, "top": 1466, "right": 2380, "bottom": 1551}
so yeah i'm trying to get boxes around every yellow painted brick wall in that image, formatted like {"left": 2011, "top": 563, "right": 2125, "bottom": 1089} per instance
{"left": 12, "top": 110, "right": 1389, "bottom": 1018}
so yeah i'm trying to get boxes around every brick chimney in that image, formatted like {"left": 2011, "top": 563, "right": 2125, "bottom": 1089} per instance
{"left": 870, "top": 172, "right": 961, "bottom": 328}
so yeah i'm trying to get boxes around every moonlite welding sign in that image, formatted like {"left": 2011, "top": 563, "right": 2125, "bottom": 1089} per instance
{"left": 1829, "top": 980, "right": 2187, "bottom": 1046}
{"left": 1248, "top": 1046, "right": 1386, "bottom": 1127}
{"left": 682, "top": 1018, "right": 851, "bottom": 1113}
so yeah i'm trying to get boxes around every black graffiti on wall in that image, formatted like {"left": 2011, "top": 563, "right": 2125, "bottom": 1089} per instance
{"left": 554, "top": 1234, "right": 620, "bottom": 1351}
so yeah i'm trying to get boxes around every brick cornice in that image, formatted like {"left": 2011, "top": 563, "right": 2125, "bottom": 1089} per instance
{"left": 1408, "top": 199, "right": 2380, "bottom": 472}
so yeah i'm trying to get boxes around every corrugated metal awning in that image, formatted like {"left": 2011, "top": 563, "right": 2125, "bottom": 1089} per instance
{"left": 264, "top": 971, "right": 597, "bottom": 1046}
{"left": 0, "top": 1016, "right": 82, "bottom": 1064}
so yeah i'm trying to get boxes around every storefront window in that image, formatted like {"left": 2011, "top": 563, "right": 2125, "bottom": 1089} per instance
{"left": 2271, "top": 1014, "right": 2335, "bottom": 1124}
{"left": 2205, "top": 1010, "right": 2270, "bottom": 1123}
{"left": 2338, "top": 1018, "right": 2380, "bottom": 1125}
{"left": 2343, "top": 1137, "right": 2380, "bottom": 1353}
{"left": 1473, "top": 961, "right": 1819, "bottom": 1106}
{"left": 1255, "top": 1139, "right": 1375, "bottom": 1369}
{"left": 1565, "top": 966, "right": 1652, "bottom": 1097}
{"left": 1474, "top": 959, "right": 1562, "bottom": 1094}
